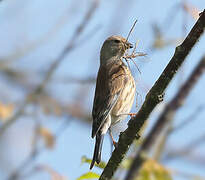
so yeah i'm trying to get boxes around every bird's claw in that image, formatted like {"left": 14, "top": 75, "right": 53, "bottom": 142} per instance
{"left": 135, "top": 133, "right": 140, "bottom": 140}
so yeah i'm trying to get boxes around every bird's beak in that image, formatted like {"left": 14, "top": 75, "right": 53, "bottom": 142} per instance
{"left": 126, "top": 42, "right": 133, "bottom": 49}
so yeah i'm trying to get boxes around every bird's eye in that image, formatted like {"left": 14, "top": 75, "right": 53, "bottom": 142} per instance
{"left": 114, "top": 40, "right": 120, "bottom": 43}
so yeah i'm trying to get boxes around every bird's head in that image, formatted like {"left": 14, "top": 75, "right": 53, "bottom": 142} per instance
{"left": 100, "top": 35, "right": 133, "bottom": 64}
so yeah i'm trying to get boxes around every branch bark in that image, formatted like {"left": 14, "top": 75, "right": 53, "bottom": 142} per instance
{"left": 99, "top": 9, "right": 205, "bottom": 180}
{"left": 125, "top": 55, "right": 205, "bottom": 180}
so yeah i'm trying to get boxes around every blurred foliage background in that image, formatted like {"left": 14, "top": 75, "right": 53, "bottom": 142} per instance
{"left": 0, "top": 0, "right": 204, "bottom": 180}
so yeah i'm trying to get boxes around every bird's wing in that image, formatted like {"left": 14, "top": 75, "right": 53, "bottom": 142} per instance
{"left": 91, "top": 62, "right": 127, "bottom": 138}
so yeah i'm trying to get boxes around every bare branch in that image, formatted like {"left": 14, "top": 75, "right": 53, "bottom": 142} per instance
{"left": 165, "top": 132, "right": 205, "bottom": 161}
{"left": 164, "top": 145, "right": 205, "bottom": 166}
{"left": 0, "top": 0, "right": 99, "bottom": 136}
{"left": 0, "top": 6, "right": 71, "bottom": 64}
{"left": 153, "top": 104, "right": 205, "bottom": 161}
{"left": 171, "top": 104, "right": 205, "bottom": 133}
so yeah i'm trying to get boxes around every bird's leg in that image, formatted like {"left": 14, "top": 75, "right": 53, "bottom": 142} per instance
{"left": 126, "top": 113, "right": 140, "bottom": 138}
{"left": 120, "top": 113, "right": 137, "bottom": 118}
{"left": 127, "top": 113, "right": 137, "bottom": 118}
{"left": 109, "top": 129, "right": 118, "bottom": 148}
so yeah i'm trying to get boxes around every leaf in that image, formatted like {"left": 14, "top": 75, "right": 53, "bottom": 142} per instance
{"left": 77, "top": 172, "right": 100, "bottom": 180}
{"left": 0, "top": 102, "right": 13, "bottom": 120}
{"left": 38, "top": 127, "right": 55, "bottom": 149}
{"left": 136, "top": 159, "right": 172, "bottom": 180}
{"left": 120, "top": 158, "right": 132, "bottom": 169}
{"left": 81, "top": 156, "right": 106, "bottom": 169}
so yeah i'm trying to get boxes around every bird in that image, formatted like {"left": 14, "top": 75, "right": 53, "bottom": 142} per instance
{"left": 90, "top": 35, "right": 136, "bottom": 169}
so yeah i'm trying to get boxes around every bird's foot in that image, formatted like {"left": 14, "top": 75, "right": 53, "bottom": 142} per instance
{"left": 135, "top": 133, "right": 140, "bottom": 140}
{"left": 113, "top": 140, "right": 118, "bottom": 148}
{"left": 109, "top": 129, "right": 118, "bottom": 148}
{"left": 119, "top": 113, "right": 137, "bottom": 118}
{"left": 127, "top": 113, "right": 137, "bottom": 118}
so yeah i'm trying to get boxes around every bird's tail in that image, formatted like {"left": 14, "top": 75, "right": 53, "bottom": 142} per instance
{"left": 90, "top": 133, "right": 104, "bottom": 170}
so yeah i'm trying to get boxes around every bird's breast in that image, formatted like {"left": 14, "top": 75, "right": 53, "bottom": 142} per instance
{"left": 111, "top": 71, "right": 136, "bottom": 124}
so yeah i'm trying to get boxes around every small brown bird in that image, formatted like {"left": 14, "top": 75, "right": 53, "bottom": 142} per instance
{"left": 90, "top": 35, "right": 136, "bottom": 169}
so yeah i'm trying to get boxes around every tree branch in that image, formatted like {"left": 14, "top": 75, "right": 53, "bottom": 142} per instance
{"left": 99, "top": 9, "right": 205, "bottom": 180}
{"left": 125, "top": 55, "right": 205, "bottom": 180}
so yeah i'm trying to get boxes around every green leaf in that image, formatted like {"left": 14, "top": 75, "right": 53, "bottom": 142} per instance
{"left": 77, "top": 172, "right": 100, "bottom": 180}
{"left": 136, "top": 159, "right": 172, "bottom": 180}
{"left": 81, "top": 156, "right": 92, "bottom": 165}
{"left": 120, "top": 158, "right": 132, "bottom": 169}
{"left": 81, "top": 156, "right": 106, "bottom": 169}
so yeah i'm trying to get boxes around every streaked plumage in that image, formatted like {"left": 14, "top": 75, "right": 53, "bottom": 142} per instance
{"left": 90, "top": 35, "right": 136, "bottom": 169}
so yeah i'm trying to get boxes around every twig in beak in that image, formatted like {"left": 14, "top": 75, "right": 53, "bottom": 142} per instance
{"left": 126, "top": 19, "right": 138, "bottom": 41}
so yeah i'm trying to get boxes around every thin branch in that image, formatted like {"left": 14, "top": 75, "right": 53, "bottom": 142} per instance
{"left": 152, "top": 124, "right": 172, "bottom": 161}
{"left": 170, "top": 168, "right": 205, "bottom": 180}
{"left": 165, "top": 132, "right": 205, "bottom": 161}
{"left": 53, "top": 76, "right": 96, "bottom": 84}
{"left": 0, "top": 0, "right": 99, "bottom": 136}
{"left": 153, "top": 104, "right": 204, "bottom": 161}
{"left": 126, "top": 19, "right": 138, "bottom": 41}
{"left": 99, "top": 9, "right": 205, "bottom": 180}
{"left": 7, "top": 117, "right": 71, "bottom": 180}
{"left": 164, "top": 145, "right": 205, "bottom": 166}
{"left": 125, "top": 55, "right": 205, "bottom": 180}
{"left": 7, "top": 111, "right": 41, "bottom": 180}
{"left": 0, "top": 6, "right": 72, "bottom": 64}
{"left": 32, "top": 0, "right": 99, "bottom": 93}
{"left": 171, "top": 104, "right": 205, "bottom": 133}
